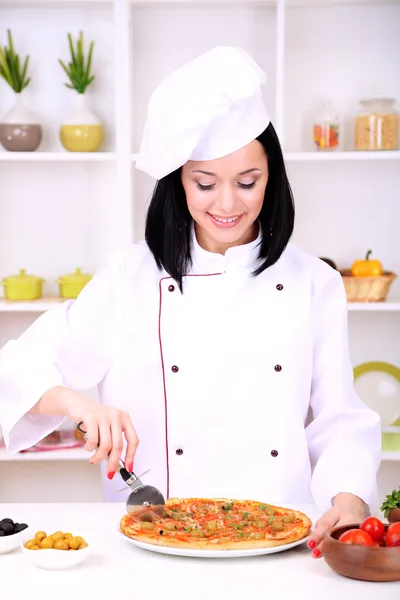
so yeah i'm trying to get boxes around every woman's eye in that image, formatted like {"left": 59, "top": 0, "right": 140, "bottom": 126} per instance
{"left": 238, "top": 182, "right": 256, "bottom": 190}
{"left": 196, "top": 183, "right": 215, "bottom": 191}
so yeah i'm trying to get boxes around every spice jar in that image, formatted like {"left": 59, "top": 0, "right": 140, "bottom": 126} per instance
{"left": 354, "top": 97, "right": 399, "bottom": 151}
{"left": 312, "top": 101, "right": 342, "bottom": 151}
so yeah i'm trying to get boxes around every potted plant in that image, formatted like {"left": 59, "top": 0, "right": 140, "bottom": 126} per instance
{"left": 59, "top": 31, "right": 104, "bottom": 152}
{"left": 0, "top": 29, "right": 43, "bottom": 151}
{"left": 380, "top": 487, "right": 400, "bottom": 524}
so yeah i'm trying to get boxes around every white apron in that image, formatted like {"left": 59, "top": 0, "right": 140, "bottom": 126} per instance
{"left": 0, "top": 232, "right": 381, "bottom": 513}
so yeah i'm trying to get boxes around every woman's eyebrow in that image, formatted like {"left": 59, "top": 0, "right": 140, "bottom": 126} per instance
{"left": 191, "top": 168, "right": 262, "bottom": 176}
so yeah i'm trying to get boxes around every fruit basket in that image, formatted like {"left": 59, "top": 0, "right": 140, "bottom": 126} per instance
{"left": 340, "top": 250, "right": 396, "bottom": 302}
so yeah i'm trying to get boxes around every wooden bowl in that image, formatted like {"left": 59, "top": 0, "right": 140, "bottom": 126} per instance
{"left": 322, "top": 523, "right": 400, "bottom": 582}
{"left": 389, "top": 509, "right": 400, "bottom": 524}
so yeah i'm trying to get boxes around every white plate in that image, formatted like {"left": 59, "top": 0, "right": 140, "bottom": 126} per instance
{"left": 119, "top": 531, "right": 310, "bottom": 558}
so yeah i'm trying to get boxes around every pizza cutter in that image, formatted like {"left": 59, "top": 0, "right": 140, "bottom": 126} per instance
{"left": 76, "top": 422, "right": 165, "bottom": 512}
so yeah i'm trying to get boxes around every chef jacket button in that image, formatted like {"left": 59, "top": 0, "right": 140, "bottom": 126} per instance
{"left": 171, "top": 365, "right": 179, "bottom": 373}
{"left": 176, "top": 448, "right": 184, "bottom": 456}
{"left": 271, "top": 450, "right": 279, "bottom": 457}
{"left": 274, "top": 364, "right": 282, "bottom": 372}
{"left": 276, "top": 284, "right": 284, "bottom": 291}
{"left": 168, "top": 284, "right": 175, "bottom": 292}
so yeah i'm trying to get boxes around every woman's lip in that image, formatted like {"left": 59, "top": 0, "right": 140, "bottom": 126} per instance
{"left": 208, "top": 213, "right": 244, "bottom": 228}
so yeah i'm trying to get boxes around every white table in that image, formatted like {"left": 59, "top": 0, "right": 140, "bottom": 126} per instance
{"left": 1, "top": 503, "right": 399, "bottom": 600}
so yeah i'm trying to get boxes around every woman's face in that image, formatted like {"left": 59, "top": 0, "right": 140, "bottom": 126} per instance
{"left": 181, "top": 140, "right": 269, "bottom": 254}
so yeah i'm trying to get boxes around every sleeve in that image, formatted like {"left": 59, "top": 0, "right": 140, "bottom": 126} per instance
{"left": 306, "top": 267, "right": 382, "bottom": 514}
{"left": 0, "top": 260, "right": 120, "bottom": 454}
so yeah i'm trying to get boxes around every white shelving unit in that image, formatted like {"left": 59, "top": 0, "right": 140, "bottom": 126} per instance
{"left": 0, "top": 0, "right": 399, "bottom": 503}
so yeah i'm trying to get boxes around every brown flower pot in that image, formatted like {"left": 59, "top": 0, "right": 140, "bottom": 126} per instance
{"left": 0, "top": 92, "right": 43, "bottom": 152}
{"left": 388, "top": 508, "right": 400, "bottom": 523}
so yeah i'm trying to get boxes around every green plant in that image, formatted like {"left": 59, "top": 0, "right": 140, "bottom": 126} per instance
{"left": 59, "top": 32, "right": 95, "bottom": 94}
{"left": 0, "top": 30, "right": 30, "bottom": 92}
{"left": 380, "top": 487, "right": 400, "bottom": 519}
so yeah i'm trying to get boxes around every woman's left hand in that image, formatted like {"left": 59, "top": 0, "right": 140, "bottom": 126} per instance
{"left": 307, "top": 493, "right": 366, "bottom": 558}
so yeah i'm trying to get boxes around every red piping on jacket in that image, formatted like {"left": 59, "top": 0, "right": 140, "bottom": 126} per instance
{"left": 158, "top": 272, "right": 222, "bottom": 499}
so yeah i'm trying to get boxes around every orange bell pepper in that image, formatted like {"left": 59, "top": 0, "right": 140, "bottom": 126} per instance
{"left": 351, "top": 250, "right": 383, "bottom": 277}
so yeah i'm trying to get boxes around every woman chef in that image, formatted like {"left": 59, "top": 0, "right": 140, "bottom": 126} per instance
{"left": 0, "top": 47, "right": 381, "bottom": 557}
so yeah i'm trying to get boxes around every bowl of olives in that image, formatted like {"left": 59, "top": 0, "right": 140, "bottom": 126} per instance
{"left": 0, "top": 518, "right": 29, "bottom": 554}
{"left": 21, "top": 529, "right": 91, "bottom": 570}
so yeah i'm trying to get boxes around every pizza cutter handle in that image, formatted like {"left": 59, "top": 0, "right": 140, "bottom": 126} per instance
{"left": 76, "top": 421, "right": 140, "bottom": 481}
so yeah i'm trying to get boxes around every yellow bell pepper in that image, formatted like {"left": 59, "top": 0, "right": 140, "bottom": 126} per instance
{"left": 351, "top": 250, "right": 383, "bottom": 277}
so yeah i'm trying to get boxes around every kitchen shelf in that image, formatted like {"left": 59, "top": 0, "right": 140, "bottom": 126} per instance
{"left": 1, "top": 299, "right": 400, "bottom": 314}
{"left": 0, "top": 298, "right": 67, "bottom": 312}
{"left": 0, "top": 447, "right": 91, "bottom": 461}
{"left": 128, "top": 0, "right": 393, "bottom": 5}
{"left": 0, "top": 446, "right": 397, "bottom": 462}
{"left": 284, "top": 151, "right": 400, "bottom": 162}
{"left": 0, "top": 152, "right": 117, "bottom": 163}
{"left": 131, "top": 152, "right": 400, "bottom": 164}
{"left": 347, "top": 302, "right": 400, "bottom": 312}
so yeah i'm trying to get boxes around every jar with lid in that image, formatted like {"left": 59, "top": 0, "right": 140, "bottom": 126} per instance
{"left": 354, "top": 97, "right": 399, "bottom": 151}
{"left": 312, "top": 100, "right": 342, "bottom": 151}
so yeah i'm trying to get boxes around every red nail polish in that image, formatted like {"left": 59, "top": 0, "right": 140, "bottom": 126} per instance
{"left": 127, "top": 463, "right": 133, "bottom": 472}
{"left": 312, "top": 549, "right": 322, "bottom": 558}
{"left": 308, "top": 540, "right": 316, "bottom": 549}
{"left": 107, "top": 471, "right": 115, "bottom": 480}
{"left": 89, "top": 461, "right": 95, "bottom": 465}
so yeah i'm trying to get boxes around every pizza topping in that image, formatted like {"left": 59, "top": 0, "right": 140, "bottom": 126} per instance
{"left": 139, "top": 512, "right": 154, "bottom": 523}
{"left": 121, "top": 499, "right": 312, "bottom": 549}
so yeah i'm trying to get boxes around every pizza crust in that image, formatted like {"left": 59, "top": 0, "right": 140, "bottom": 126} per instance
{"left": 120, "top": 498, "right": 312, "bottom": 551}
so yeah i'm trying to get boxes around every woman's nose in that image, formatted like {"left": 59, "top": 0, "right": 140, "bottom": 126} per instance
{"left": 215, "top": 186, "right": 237, "bottom": 214}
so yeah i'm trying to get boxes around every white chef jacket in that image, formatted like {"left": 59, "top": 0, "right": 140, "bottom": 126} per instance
{"left": 0, "top": 230, "right": 381, "bottom": 513}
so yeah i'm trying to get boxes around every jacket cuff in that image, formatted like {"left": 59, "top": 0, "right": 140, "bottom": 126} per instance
{"left": 2, "top": 376, "right": 65, "bottom": 454}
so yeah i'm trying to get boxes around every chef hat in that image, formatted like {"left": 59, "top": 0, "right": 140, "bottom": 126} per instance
{"left": 135, "top": 46, "right": 270, "bottom": 180}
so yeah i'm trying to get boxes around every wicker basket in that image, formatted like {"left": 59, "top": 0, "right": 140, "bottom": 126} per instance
{"left": 340, "top": 270, "right": 397, "bottom": 302}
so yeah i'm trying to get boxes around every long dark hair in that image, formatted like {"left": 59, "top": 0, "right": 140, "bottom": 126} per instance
{"left": 145, "top": 122, "right": 295, "bottom": 291}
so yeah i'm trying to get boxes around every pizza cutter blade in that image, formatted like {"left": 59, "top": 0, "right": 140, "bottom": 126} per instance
{"left": 76, "top": 422, "right": 166, "bottom": 512}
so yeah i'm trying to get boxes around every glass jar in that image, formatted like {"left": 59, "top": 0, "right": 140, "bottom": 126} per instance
{"left": 312, "top": 101, "right": 342, "bottom": 151}
{"left": 354, "top": 97, "right": 399, "bottom": 151}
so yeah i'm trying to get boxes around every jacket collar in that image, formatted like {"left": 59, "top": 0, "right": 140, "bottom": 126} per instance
{"left": 189, "top": 223, "right": 263, "bottom": 275}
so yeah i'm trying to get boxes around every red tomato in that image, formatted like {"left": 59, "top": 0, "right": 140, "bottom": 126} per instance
{"left": 386, "top": 522, "right": 400, "bottom": 547}
{"left": 338, "top": 529, "right": 374, "bottom": 547}
{"left": 360, "top": 517, "right": 385, "bottom": 542}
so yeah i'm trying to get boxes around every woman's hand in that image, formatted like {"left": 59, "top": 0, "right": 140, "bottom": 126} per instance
{"left": 307, "top": 493, "right": 366, "bottom": 558}
{"left": 32, "top": 386, "right": 139, "bottom": 478}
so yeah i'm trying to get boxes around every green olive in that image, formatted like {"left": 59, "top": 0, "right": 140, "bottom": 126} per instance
{"left": 68, "top": 537, "right": 81, "bottom": 550}
{"left": 40, "top": 536, "right": 54, "bottom": 549}
{"left": 190, "top": 529, "right": 204, "bottom": 537}
{"left": 164, "top": 522, "right": 176, "bottom": 531}
{"left": 141, "top": 522, "right": 154, "bottom": 530}
{"left": 34, "top": 531, "right": 46, "bottom": 543}
{"left": 54, "top": 539, "right": 69, "bottom": 551}
{"left": 282, "top": 515, "right": 294, "bottom": 524}
{"left": 272, "top": 521, "right": 284, "bottom": 532}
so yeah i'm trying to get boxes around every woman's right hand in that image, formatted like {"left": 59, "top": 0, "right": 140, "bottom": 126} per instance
{"left": 35, "top": 386, "right": 139, "bottom": 478}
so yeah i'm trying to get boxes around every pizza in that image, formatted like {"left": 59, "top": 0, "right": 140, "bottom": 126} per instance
{"left": 120, "top": 497, "right": 312, "bottom": 550}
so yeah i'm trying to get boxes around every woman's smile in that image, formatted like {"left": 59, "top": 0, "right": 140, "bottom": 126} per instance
{"left": 207, "top": 213, "right": 244, "bottom": 228}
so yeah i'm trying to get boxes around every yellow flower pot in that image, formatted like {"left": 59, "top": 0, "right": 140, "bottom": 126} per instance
{"left": 57, "top": 267, "right": 93, "bottom": 299}
{"left": 60, "top": 93, "right": 104, "bottom": 153}
{"left": 1, "top": 268, "right": 44, "bottom": 301}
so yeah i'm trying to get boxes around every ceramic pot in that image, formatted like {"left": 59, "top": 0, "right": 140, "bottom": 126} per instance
{"left": 60, "top": 94, "right": 104, "bottom": 152}
{"left": 1, "top": 268, "right": 44, "bottom": 301}
{"left": 57, "top": 267, "right": 92, "bottom": 299}
{"left": 388, "top": 508, "right": 400, "bottom": 524}
{"left": 0, "top": 93, "right": 43, "bottom": 152}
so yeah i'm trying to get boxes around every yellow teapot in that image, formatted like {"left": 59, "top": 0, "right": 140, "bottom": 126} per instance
{"left": 57, "top": 268, "right": 92, "bottom": 299}
{"left": 1, "top": 269, "right": 45, "bottom": 301}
